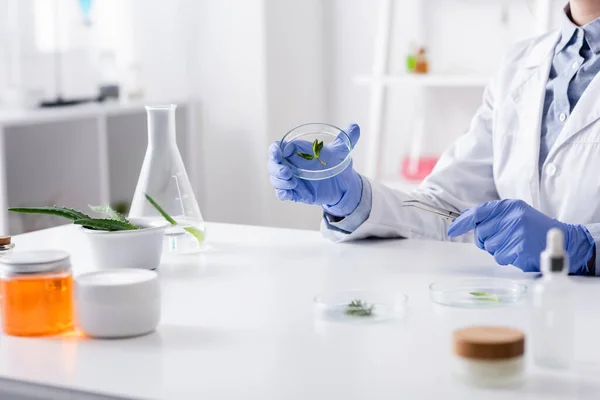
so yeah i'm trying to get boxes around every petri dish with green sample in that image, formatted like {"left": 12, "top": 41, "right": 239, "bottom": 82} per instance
{"left": 429, "top": 278, "right": 527, "bottom": 308}
{"left": 314, "top": 290, "right": 408, "bottom": 323}
{"left": 280, "top": 123, "right": 354, "bottom": 181}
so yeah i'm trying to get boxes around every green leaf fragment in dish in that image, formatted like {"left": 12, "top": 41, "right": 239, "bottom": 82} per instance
{"left": 345, "top": 299, "right": 375, "bottom": 317}
{"left": 295, "top": 151, "right": 314, "bottom": 161}
{"left": 470, "top": 291, "right": 502, "bottom": 302}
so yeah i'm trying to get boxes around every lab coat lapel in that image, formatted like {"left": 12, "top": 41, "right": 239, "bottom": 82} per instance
{"left": 549, "top": 66, "right": 600, "bottom": 157}
{"left": 510, "top": 32, "right": 558, "bottom": 208}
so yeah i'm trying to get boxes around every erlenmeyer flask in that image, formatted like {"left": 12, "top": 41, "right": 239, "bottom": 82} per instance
{"left": 129, "top": 104, "right": 205, "bottom": 254}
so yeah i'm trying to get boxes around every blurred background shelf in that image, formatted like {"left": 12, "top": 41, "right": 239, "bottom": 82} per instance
{"left": 0, "top": 100, "right": 200, "bottom": 235}
{"left": 353, "top": 74, "right": 490, "bottom": 88}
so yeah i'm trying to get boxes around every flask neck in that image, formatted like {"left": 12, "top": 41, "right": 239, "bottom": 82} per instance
{"left": 146, "top": 105, "right": 177, "bottom": 147}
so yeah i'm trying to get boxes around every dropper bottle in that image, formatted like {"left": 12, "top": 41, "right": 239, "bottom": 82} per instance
{"left": 532, "top": 228, "right": 574, "bottom": 369}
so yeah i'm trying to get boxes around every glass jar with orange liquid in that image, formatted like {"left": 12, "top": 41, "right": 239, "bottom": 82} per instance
{"left": 0, "top": 250, "right": 74, "bottom": 336}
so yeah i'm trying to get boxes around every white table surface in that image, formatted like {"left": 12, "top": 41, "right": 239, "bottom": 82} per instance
{"left": 3, "top": 223, "right": 600, "bottom": 399}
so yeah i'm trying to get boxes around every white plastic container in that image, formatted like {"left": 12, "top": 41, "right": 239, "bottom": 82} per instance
{"left": 453, "top": 326, "right": 525, "bottom": 387}
{"left": 75, "top": 269, "right": 160, "bottom": 338}
{"left": 80, "top": 218, "right": 167, "bottom": 270}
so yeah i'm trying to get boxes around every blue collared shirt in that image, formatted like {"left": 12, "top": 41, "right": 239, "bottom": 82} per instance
{"left": 539, "top": 7, "right": 600, "bottom": 172}
{"left": 326, "top": 7, "right": 600, "bottom": 234}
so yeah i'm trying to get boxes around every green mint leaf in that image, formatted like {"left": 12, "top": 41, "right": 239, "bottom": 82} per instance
{"left": 312, "top": 139, "right": 319, "bottom": 156}
{"left": 345, "top": 299, "right": 375, "bottom": 317}
{"left": 295, "top": 151, "right": 314, "bottom": 160}
{"left": 88, "top": 204, "right": 128, "bottom": 222}
{"left": 315, "top": 140, "right": 324, "bottom": 157}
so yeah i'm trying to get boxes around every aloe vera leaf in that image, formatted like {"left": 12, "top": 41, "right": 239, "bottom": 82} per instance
{"left": 145, "top": 193, "right": 205, "bottom": 245}
{"left": 184, "top": 226, "right": 204, "bottom": 243}
{"left": 88, "top": 204, "right": 128, "bottom": 222}
{"left": 9, "top": 206, "right": 90, "bottom": 221}
{"left": 144, "top": 193, "right": 176, "bottom": 225}
{"left": 74, "top": 218, "right": 139, "bottom": 231}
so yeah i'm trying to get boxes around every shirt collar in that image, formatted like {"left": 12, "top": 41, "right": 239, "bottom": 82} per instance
{"left": 556, "top": 4, "right": 600, "bottom": 55}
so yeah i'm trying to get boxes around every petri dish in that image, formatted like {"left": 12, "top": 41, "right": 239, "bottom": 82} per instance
{"left": 429, "top": 278, "right": 527, "bottom": 308}
{"left": 280, "top": 123, "right": 353, "bottom": 180}
{"left": 314, "top": 290, "right": 408, "bottom": 323}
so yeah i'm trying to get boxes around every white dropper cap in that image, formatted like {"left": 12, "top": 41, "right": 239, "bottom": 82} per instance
{"left": 540, "top": 228, "right": 568, "bottom": 275}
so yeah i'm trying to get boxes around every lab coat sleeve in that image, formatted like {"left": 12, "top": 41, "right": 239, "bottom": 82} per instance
{"left": 583, "top": 223, "right": 600, "bottom": 276}
{"left": 321, "top": 78, "right": 500, "bottom": 243}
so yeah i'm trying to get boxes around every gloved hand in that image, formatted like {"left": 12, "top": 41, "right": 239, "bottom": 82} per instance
{"left": 268, "top": 124, "right": 362, "bottom": 217}
{"left": 447, "top": 199, "right": 595, "bottom": 273}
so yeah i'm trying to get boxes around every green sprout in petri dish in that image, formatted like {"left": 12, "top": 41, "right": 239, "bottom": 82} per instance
{"left": 470, "top": 291, "right": 502, "bottom": 302}
{"left": 345, "top": 299, "right": 375, "bottom": 317}
{"left": 296, "top": 139, "right": 327, "bottom": 166}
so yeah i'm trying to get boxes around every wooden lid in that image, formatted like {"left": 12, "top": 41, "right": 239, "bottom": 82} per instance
{"left": 453, "top": 326, "right": 525, "bottom": 360}
{"left": 0, "top": 236, "right": 11, "bottom": 245}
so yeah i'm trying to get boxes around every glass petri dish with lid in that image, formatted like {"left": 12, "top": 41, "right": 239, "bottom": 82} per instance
{"left": 314, "top": 290, "right": 408, "bottom": 323}
{"left": 280, "top": 123, "right": 354, "bottom": 181}
{"left": 429, "top": 278, "right": 527, "bottom": 308}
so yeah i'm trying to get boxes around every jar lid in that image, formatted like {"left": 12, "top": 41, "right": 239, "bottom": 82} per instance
{"left": 453, "top": 326, "right": 525, "bottom": 360}
{"left": 76, "top": 269, "right": 159, "bottom": 304}
{"left": 0, "top": 236, "right": 11, "bottom": 245}
{"left": 0, "top": 250, "right": 71, "bottom": 274}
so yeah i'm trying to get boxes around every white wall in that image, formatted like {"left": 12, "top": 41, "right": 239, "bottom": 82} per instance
{"left": 262, "top": 0, "right": 327, "bottom": 229}
{"left": 0, "top": 0, "right": 571, "bottom": 232}
{"left": 182, "top": 0, "right": 327, "bottom": 230}
{"left": 327, "top": 0, "right": 565, "bottom": 179}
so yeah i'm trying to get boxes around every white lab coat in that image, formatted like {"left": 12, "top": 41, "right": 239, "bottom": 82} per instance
{"left": 322, "top": 30, "right": 600, "bottom": 261}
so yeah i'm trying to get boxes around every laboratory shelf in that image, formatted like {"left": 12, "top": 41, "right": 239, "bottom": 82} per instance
{"left": 0, "top": 99, "right": 187, "bottom": 127}
{"left": 0, "top": 100, "right": 201, "bottom": 235}
{"left": 353, "top": 74, "right": 490, "bottom": 88}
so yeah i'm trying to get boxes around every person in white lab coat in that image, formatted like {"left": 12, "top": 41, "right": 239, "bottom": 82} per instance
{"left": 268, "top": 0, "right": 600, "bottom": 276}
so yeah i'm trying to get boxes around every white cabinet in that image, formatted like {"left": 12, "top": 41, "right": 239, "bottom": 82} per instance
{"left": 0, "top": 101, "right": 200, "bottom": 235}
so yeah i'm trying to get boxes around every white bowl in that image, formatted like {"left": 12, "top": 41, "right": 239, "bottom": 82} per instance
{"left": 80, "top": 218, "right": 168, "bottom": 270}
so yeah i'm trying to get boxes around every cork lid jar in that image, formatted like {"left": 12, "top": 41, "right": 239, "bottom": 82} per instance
{"left": 452, "top": 326, "right": 526, "bottom": 387}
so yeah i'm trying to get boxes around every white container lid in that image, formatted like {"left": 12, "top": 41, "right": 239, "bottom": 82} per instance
{"left": 0, "top": 250, "right": 71, "bottom": 275}
{"left": 76, "top": 269, "right": 159, "bottom": 304}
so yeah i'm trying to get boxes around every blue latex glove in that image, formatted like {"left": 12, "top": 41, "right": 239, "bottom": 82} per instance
{"left": 268, "top": 124, "right": 362, "bottom": 217}
{"left": 447, "top": 199, "right": 595, "bottom": 273}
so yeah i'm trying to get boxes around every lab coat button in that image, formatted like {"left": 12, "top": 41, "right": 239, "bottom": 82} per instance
{"left": 559, "top": 113, "right": 567, "bottom": 122}
{"left": 572, "top": 61, "right": 579, "bottom": 69}
{"left": 546, "top": 163, "right": 557, "bottom": 177}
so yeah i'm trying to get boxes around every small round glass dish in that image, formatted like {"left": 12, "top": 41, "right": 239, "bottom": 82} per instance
{"left": 429, "top": 278, "right": 527, "bottom": 308}
{"left": 280, "top": 123, "right": 353, "bottom": 181}
{"left": 314, "top": 290, "right": 408, "bottom": 323}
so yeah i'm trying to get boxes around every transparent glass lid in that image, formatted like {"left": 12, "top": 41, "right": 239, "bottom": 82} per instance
{"left": 429, "top": 278, "right": 527, "bottom": 308}
{"left": 280, "top": 123, "right": 353, "bottom": 181}
{"left": 314, "top": 290, "right": 407, "bottom": 323}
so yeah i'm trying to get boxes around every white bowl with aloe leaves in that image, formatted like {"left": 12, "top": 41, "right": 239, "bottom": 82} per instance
{"left": 8, "top": 194, "right": 192, "bottom": 271}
